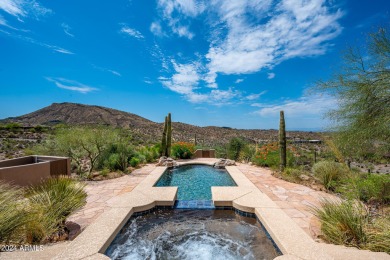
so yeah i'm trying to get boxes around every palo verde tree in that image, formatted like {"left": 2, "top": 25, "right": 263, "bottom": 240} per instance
{"left": 55, "top": 126, "right": 118, "bottom": 175}
{"left": 316, "top": 27, "right": 390, "bottom": 160}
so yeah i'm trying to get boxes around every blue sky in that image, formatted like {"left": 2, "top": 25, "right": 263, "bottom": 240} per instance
{"left": 0, "top": 0, "right": 389, "bottom": 130}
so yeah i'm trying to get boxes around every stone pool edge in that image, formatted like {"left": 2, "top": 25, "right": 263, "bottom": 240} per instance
{"left": 50, "top": 163, "right": 390, "bottom": 260}
{"left": 5, "top": 160, "right": 388, "bottom": 260}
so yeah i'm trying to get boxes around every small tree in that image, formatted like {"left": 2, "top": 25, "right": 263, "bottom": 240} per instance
{"left": 227, "top": 137, "right": 245, "bottom": 161}
{"left": 55, "top": 127, "right": 117, "bottom": 175}
{"left": 316, "top": 27, "right": 390, "bottom": 159}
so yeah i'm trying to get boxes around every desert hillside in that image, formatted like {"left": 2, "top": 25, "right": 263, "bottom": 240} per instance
{"left": 0, "top": 102, "right": 322, "bottom": 146}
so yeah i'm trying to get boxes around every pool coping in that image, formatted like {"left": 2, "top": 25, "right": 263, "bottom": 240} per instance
{"left": 6, "top": 160, "right": 389, "bottom": 260}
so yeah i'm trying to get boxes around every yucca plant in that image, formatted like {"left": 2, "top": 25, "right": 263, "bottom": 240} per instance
{"left": 312, "top": 199, "right": 368, "bottom": 247}
{"left": 0, "top": 181, "right": 27, "bottom": 243}
{"left": 25, "top": 177, "right": 87, "bottom": 243}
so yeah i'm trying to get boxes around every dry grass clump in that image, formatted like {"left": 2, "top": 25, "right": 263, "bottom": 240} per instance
{"left": 312, "top": 199, "right": 390, "bottom": 253}
{"left": 0, "top": 177, "right": 87, "bottom": 244}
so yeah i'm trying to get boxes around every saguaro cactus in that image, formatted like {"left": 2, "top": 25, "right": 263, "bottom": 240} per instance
{"left": 166, "top": 113, "right": 172, "bottom": 157}
{"left": 279, "top": 110, "right": 287, "bottom": 171}
{"left": 194, "top": 134, "right": 197, "bottom": 146}
{"left": 161, "top": 116, "right": 168, "bottom": 156}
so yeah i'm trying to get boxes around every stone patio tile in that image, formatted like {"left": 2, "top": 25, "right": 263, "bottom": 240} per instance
{"left": 283, "top": 208, "right": 307, "bottom": 218}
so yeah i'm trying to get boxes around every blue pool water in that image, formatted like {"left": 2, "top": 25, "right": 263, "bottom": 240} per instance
{"left": 155, "top": 165, "right": 237, "bottom": 200}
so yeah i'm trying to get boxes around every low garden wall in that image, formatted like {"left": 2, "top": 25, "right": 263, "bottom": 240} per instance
{"left": 0, "top": 155, "right": 70, "bottom": 186}
{"left": 194, "top": 149, "right": 215, "bottom": 158}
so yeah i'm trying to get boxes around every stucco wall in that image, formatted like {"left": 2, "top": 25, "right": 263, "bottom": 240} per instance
{"left": 194, "top": 149, "right": 216, "bottom": 158}
{"left": 0, "top": 156, "right": 70, "bottom": 186}
{"left": 0, "top": 162, "right": 51, "bottom": 186}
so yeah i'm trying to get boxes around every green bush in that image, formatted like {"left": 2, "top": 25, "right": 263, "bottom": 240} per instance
{"left": 227, "top": 138, "right": 245, "bottom": 160}
{"left": 130, "top": 157, "right": 140, "bottom": 167}
{"left": 0, "top": 182, "right": 27, "bottom": 242}
{"left": 137, "top": 145, "right": 160, "bottom": 163}
{"left": 356, "top": 174, "right": 390, "bottom": 204}
{"left": 252, "top": 143, "right": 295, "bottom": 169}
{"left": 25, "top": 177, "right": 87, "bottom": 243}
{"left": 97, "top": 143, "right": 134, "bottom": 172}
{"left": 5, "top": 122, "right": 21, "bottom": 131}
{"left": 107, "top": 153, "right": 121, "bottom": 171}
{"left": 239, "top": 144, "right": 256, "bottom": 163}
{"left": 171, "top": 142, "right": 195, "bottom": 159}
{"left": 312, "top": 161, "right": 349, "bottom": 190}
{"left": 282, "top": 167, "right": 303, "bottom": 182}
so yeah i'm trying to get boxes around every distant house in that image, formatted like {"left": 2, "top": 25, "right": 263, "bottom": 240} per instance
{"left": 292, "top": 139, "right": 322, "bottom": 144}
{"left": 0, "top": 155, "right": 70, "bottom": 186}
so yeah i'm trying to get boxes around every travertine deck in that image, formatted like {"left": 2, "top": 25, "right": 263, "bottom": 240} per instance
{"left": 67, "top": 164, "right": 157, "bottom": 229}
{"left": 2, "top": 160, "right": 389, "bottom": 260}
{"left": 236, "top": 163, "right": 336, "bottom": 239}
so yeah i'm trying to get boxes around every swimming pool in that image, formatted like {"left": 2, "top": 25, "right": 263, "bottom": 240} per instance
{"left": 154, "top": 164, "right": 237, "bottom": 200}
{"left": 105, "top": 209, "right": 281, "bottom": 260}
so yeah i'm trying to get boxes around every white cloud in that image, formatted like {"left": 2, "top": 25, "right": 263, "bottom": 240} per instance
{"left": 0, "top": 29, "right": 74, "bottom": 54}
{"left": 267, "top": 72, "right": 275, "bottom": 79}
{"left": 203, "top": 0, "right": 343, "bottom": 87}
{"left": 50, "top": 46, "right": 74, "bottom": 55}
{"left": 154, "top": 0, "right": 343, "bottom": 89}
{"left": 159, "top": 60, "right": 239, "bottom": 104}
{"left": 46, "top": 77, "right": 98, "bottom": 94}
{"left": 61, "top": 23, "right": 74, "bottom": 37}
{"left": 120, "top": 26, "right": 144, "bottom": 39}
{"left": 0, "top": 15, "right": 6, "bottom": 25}
{"left": 235, "top": 78, "right": 244, "bottom": 84}
{"left": 150, "top": 21, "right": 165, "bottom": 37}
{"left": 252, "top": 94, "right": 336, "bottom": 117}
{"left": 156, "top": 0, "right": 203, "bottom": 39}
{"left": 92, "top": 64, "right": 121, "bottom": 76}
{"left": 0, "top": 0, "right": 52, "bottom": 20}
{"left": 246, "top": 91, "right": 266, "bottom": 100}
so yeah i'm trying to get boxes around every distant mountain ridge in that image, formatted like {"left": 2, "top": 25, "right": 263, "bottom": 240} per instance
{"left": 1, "top": 102, "right": 158, "bottom": 128}
{"left": 1, "top": 102, "right": 321, "bottom": 146}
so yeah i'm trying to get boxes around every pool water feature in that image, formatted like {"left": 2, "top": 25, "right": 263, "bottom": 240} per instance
{"left": 155, "top": 165, "right": 236, "bottom": 200}
{"left": 105, "top": 209, "right": 281, "bottom": 260}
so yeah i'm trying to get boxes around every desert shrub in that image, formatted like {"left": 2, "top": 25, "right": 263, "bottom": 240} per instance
{"left": 239, "top": 144, "right": 256, "bottom": 163}
{"left": 101, "top": 168, "right": 110, "bottom": 177}
{"left": 98, "top": 143, "right": 134, "bottom": 172}
{"left": 282, "top": 167, "right": 303, "bottom": 181}
{"left": 252, "top": 142, "right": 295, "bottom": 169}
{"left": 365, "top": 218, "right": 390, "bottom": 253}
{"left": 227, "top": 137, "right": 245, "bottom": 160}
{"left": 312, "top": 199, "right": 368, "bottom": 247}
{"left": 171, "top": 142, "right": 195, "bottom": 159}
{"left": 25, "top": 177, "right": 87, "bottom": 243}
{"left": 214, "top": 145, "right": 228, "bottom": 158}
{"left": 0, "top": 182, "right": 27, "bottom": 243}
{"left": 5, "top": 122, "right": 21, "bottom": 132}
{"left": 312, "top": 161, "right": 349, "bottom": 191}
{"left": 130, "top": 157, "right": 140, "bottom": 167}
{"left": 137, "top": 145, "right": 160, "bottom": 163}
{"left": 313, "top": 199, "right": 390, "bottom": 253}
{"left": 106, "top": 153, "right": 121, "bottom": 171}
{"left": 356, "top": 174, "right": 390, "bottom": 204}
